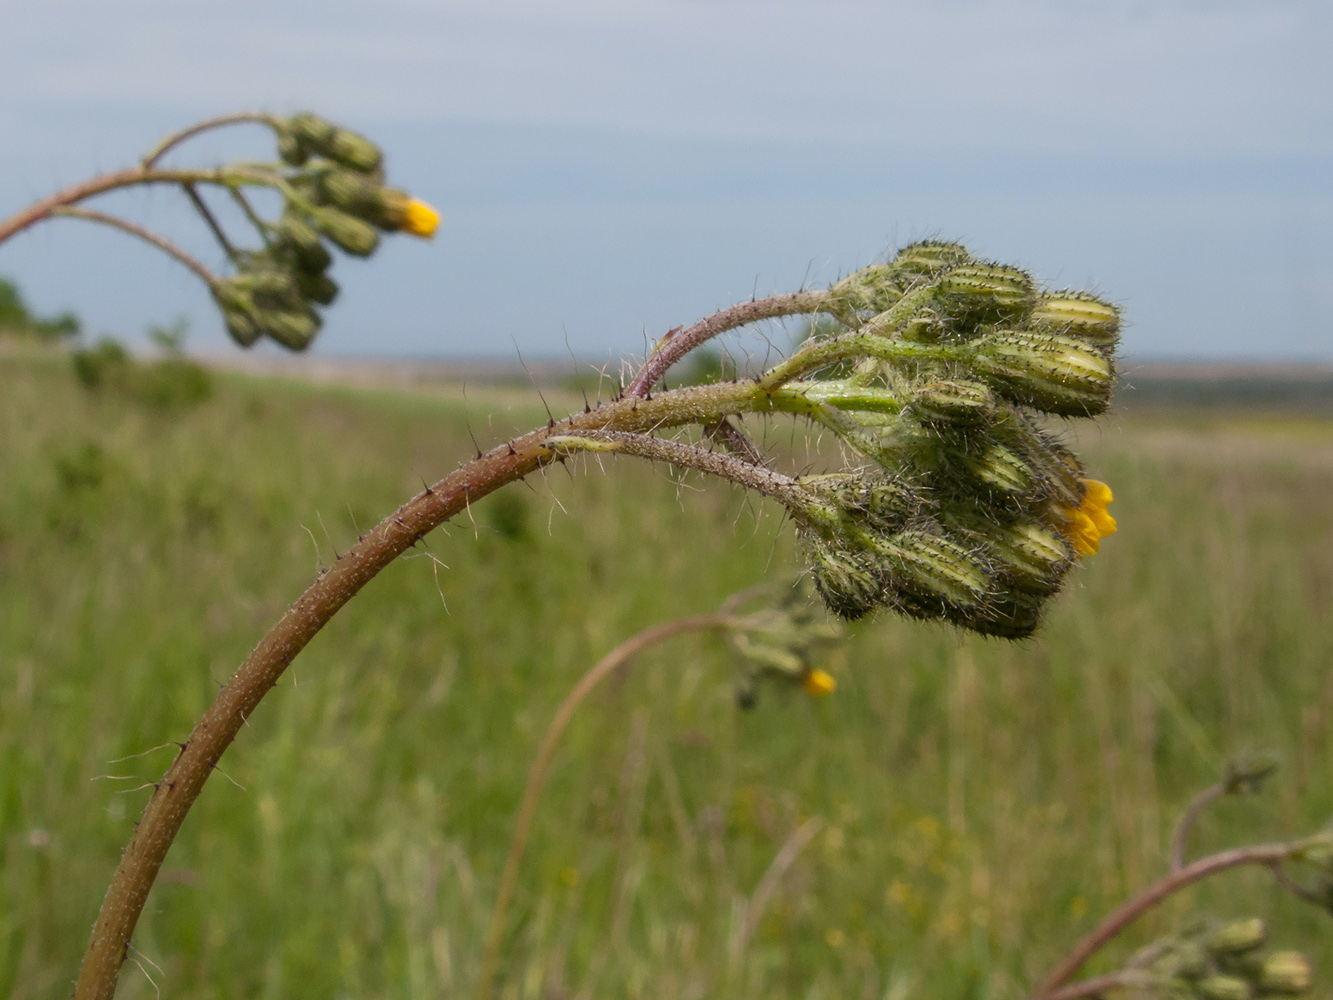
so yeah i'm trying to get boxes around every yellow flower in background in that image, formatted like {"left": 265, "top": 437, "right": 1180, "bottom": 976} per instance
{"left": 802, "top": 668, "right": 837, "bottom": 697}
{"left": 402, "top": 198, "right": 441, "bottom": 238}
{"left": 1059, "top": 478, "right": 1117, "bottom": 556}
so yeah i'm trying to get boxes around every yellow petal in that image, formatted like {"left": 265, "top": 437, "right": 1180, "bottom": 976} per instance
{"left": 1088, "top": 508, "right": 1117, "bottom": 537}
{"left": 1081, "top": 479, "right": 1113, "bottom": 505}
{"left": 403, "top": 198, "right": 440, "bottom": 238}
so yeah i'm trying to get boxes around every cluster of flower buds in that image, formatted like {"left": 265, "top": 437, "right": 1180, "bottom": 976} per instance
{"left": 779, "top": 240, "right": 1120, "bottom": 636}
{"left": 724, "top": 588, "right": 844, "bottom": 708}
{"left": 1144, "top": 918, "right": 1313, "bottom": 998}
{"left": 211, "top": 112, "right": 439, "bottom": 351}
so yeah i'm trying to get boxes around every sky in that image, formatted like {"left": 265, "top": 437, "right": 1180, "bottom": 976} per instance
{"left": 1, "top": 0, "right": 1330, "bottom": 363}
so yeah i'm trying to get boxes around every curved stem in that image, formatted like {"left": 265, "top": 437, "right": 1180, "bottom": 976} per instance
{"left": 626, "top": 291, "right": 829, "bottom": 397}
{"left": 1029, "top": 843, "right": 1297, "bottom": 1000}
{"left": 51, "top": 208, "right": 218, "bottom": 287}
{"left": 141, "top": 111, "right": 280, "bottom": 168}
{"left": 0, "top": 166, "right": 270, "bottom": 247}
{"left": 1169, "top": 782, "right": 1224, "bottom": 871}
{"left": 71, "top": 372, "right": 827, "bottom": 1000}
{"left": 476, "top": 612, "right": 736, "bottom": 1000}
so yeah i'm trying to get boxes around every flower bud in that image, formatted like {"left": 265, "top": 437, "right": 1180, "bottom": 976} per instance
{"left": 963, "top": 518, "right": 1073, "bottom": 596}
{"left": 275, "top": 126, "right": 309, "bottom": 167}
{"left": 955, "top": 441, "right": 1035, "bottom": 494}
{"left": 1195, "top": 974, "right": 1253, "bottom": 1000}
{"left": 1223, "top": 751, "right": 1279, "bottom": 795}
{"left": 288, "top": 112, "right": 337, "bottom": 149}
{"left": 259, "top": 307, "right": 321, "bottom": 351}
{"left": 894, "top": 240, "right": 969, "bottom": 276}
{"left": 970, "top": 330, "right": 1114, "bottom": 416}
{"left": 805, "top": 536, "right": 885, "bottom": 620}
{"left": 801, "top": 668, "right": 837, "bottom": 697}
{"left": 937, "top": 262, "right": 1034, "bottom": 321}
{"left": 814, "top": 474, "right": 915, "bottom": 533}
{"left": 1208, "top": 919, "right": 1266, "bottom": 957}
{"left": 827, "top": 264, "right": 907, "bottom": 322}
{"left": 898, "top": 308, "right": 947, "bottom": 343}
{"left": 1258, "top": 951, "right": 1313, "bottom": 995}
{"left": 325, "top": 127, "right": 383, "bottom": 173}
{"left": 882, "top": 530, "right": 991, "bottom": 611}
{"left": 321, "top": 169, "right": 384, "bottom": 220}
{"left": 1030, "top": 291, "right": 1120, "bottom": 348}
{"left": 211, "top": 283, "right": 262, "bottom": 348}
{"left": 274, "top": 211, "right": 332, "bottom": 273}
{"left": 229, "top": 268, "right": 298, "bottom": 298}
{"left": 970, "top": 590, "right": 1043, "bottom": 638}
{"left": 295, "top": 271, "right": 339, "bottom": 306}
{"left": 310, "top": 207, "right": 380, "bottom": 257}
{"left": 909, "top": 379, "right": 995, "bottom": 427}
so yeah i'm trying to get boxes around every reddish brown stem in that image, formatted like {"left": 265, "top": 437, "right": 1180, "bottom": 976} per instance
{"left": 626, "top": 291, "right": 828, "bottom": 397}
{"left": 476, "top": 612, "right": 735, "bottom": 1000}
{"left": 51, "top": 208, "right": 218, "bottom": 287}
{"left": 0, "top": 167, "right": 221, "bottom": 246}
{"left": 1030, "top": 843, "right": 1295, "bottom": 1000}
{"left": 71, "top": 376, "right": 786, "bottom": 1000}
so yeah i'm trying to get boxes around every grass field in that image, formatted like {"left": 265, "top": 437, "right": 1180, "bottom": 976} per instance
{"left": 2, "top": 352, "right": 1332, "bottom": 1000}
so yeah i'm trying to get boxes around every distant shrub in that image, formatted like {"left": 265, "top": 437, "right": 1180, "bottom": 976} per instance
{"left": 71, "top": 320, "right": 213, "bottom": 409}
{"left": 0, "top": 276, "right": 81, "bottom": 340}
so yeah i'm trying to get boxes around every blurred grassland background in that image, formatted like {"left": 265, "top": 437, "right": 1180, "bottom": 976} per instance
{"left": 2, "top": 350, "right": 1332, "bottom": 1000}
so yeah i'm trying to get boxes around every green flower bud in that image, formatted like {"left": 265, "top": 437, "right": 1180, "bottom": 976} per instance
{"left": 805, "top": 536, "right": 885, "bottom": 620}
{"left": 258, "top": 307, "right": 321, "bottom": 352}
{"left": 295, "top": 271, "right": 339, "bottom": 306}
{"left": 894, "top": 240, "right": 970, "bottom": 276}
{"left": 229, "top": 268, "right": 298, "bottom": 298}
{"left": 275, "top": 126, "right": 309, "bottom": 167}
{"left": 321, "top": 169, "right": 383, "bottom": 218}
{"left": 812, "top": 474, "right": 916, "bottom": 533}
{"left": 937, "top": 262, "right": 1034, "bottom": 322}
{"left": 325, "top": 127, "right": 383, "bottom": 173}
{"left": 1196, "top": 974, "right": 1253, "bottom": 1000}
{"left": 970, "top": 330, "right": 1115, "bottom": 416}
{"left": 211, "top": 283, "right": 262, "bottom": 348}
{"left": 969, "top": 590, "right": 1043, "bottom": 638}
{"left": 827, "top": 264, "right": 908, "bottom": 323}
{"left": 223, "top": 309, "right": 261, "bottom": 348}
{"left": 955, "top": 516, "right": 1073, "bottom": 596}
{"left": 955, "top": 441, "right": 1035, "bottom": 494}
{"left": 1030, "top": 291, "right": 1120, "bottom": 348}
{"left": 909, "top": 379, "right": 995, "bottom": 427}
{"left": 274, "top": 211, "right": 333, "bottom": 273}
{"left": 310, "top": 207, "right": 380, "bottom": 257}
{"left": 288, "top": 112, "right": 337, "bottom": 149}
{"left": 898, "top": 308, "right": 947, "bottom": 343}
{"left": 1258, "top": 951, "right": 1313, "bottom": 995}
{"left": 1208, "top": 919, "right": 1266, "bottom": 957}
{"left": 881, "top": 530, "right": 991, "bottom": 611}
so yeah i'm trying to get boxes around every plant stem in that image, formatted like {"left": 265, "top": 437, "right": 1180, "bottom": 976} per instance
{"left": 182, "top": 184, "right": 239, "bottom": 262}
{"left": 476, "top": 612, "right": 736, "bottom": 1000}
{"left": 69, "top": 366, "right": 830, "bottom": 1000}
{"left": 141, "top": 111, "right": 280, "bottom": 168}
{"left": 49, "top": 208, "right": 218, "bottom": 287}
{"left": 1029, "top": 843, "right": 1296, "bottom": 1000}
{"left": 1169, "top": 782, "right": 1225, "bottom": 871}
{"left": 0, "top": 166, "right": 277, "bottom": 247}
{"left": 626, "top": 291, "right": 829, "bottom": 397}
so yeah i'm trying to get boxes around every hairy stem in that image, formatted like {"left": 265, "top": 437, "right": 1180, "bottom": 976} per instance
{"left": 0, "top": 166, "right": 283, "bottom": 247}
{"left": 476, "top": 612, "right": 736, "bottom": 1000}
{"left": 1030, "top": 843, "right": 1297, "bottom": 1000}
{"left": 141, "top": 111, "right": 280, "bottom": 168}
{"left": 626, "top": 291, "right": 829, "bottom": 397}
{"left": 49, "top": 208, "right": 218, "bottom": 287}
{"left": 71, "top": 354, "right": 837, "bottom": 999}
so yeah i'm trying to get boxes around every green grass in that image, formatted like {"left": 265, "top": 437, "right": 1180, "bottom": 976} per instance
{"left": 2, "top": 354, "right": 1332, "bottom": 999}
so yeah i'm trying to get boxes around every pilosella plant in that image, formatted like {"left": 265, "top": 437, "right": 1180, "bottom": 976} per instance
{"left": 11, "top": 112, "right": 1325, "bottom": 1000}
